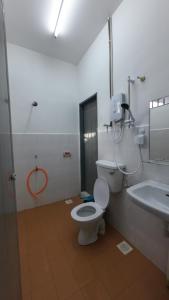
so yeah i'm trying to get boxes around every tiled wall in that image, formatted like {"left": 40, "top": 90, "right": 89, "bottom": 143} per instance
{"left": 99, "top": 129, "right": 169, "bottom": 273}
{"left": 78, "top": 0, "right": 169, "bottom": 273}
{"left": 7, "top": 44, "right": 80, "bottom": 211}
{"left": 12, "top": 133, "right": 80, "bottom": 211}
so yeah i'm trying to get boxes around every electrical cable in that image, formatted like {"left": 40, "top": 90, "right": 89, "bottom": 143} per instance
{"left": 114, "top": 144, "right": 142, "bottom": 175}
{"left": 112, "top": 122, "right": 143, "bottom": 176}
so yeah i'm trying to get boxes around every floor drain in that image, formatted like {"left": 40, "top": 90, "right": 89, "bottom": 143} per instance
{"left": 65, "top": 199, "right": 73, "bottom": 205}
{"left": 116, "top": 241, "right": 133, "bottom": 255}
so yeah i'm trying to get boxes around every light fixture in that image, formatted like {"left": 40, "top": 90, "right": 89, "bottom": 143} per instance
{"left": 48, "top": 0, "right": 76, "bottom": 38}
{"left": 54, "top": 0, "right": 64, "bottom": 38}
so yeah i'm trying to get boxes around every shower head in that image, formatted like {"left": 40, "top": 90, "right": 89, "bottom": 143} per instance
{"left": 121, "top": 103, "right": 130, "bottom": 110}
{"left": 121, "top": 103, "right": 135, "bottom": 123}
{"left": 32, "top": 101, "right": 38, "bottom": 107}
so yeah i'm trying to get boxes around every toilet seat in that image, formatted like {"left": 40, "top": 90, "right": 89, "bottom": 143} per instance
{"left": 94, "top": 178, "right": 109, "bottom": 209}
{"left": 71, "top": 202, "right": 103, "bottom": 222}
{"left": 71, "top": 178, "right": 109, "bottom": 223}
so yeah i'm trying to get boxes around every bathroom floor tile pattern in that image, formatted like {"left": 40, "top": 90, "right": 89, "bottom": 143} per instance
{"left": 18, "top": 197, "right": 169, "bottom": 300}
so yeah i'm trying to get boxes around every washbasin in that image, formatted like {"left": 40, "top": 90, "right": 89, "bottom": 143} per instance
{"left": 127, "top": 180, "right": 169, "bottom": 222}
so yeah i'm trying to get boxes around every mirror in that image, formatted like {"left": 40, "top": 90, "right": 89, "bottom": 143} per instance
{"left": 149, "top": 96, "right": 169, "bottom": 161}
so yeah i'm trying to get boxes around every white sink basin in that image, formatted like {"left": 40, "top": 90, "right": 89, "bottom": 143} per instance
{"left": 127, "top": 180, "right": 169, "bottom": 222}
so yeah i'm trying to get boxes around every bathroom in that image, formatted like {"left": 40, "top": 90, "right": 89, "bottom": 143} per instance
{"left": 1, "top": 0, "right": 169, "bottom": 299}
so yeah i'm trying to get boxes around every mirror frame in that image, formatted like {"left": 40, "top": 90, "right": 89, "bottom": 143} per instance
{"left": 149, "top": 95, "right": 169, "bottom": 163}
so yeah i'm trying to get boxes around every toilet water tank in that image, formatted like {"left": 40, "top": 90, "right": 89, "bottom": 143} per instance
{"left": 96, "top": 160, "right": 125, "bottom": 193}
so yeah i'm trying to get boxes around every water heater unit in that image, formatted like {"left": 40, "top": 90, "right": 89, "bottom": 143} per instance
{"left": 111, "top": 94, "right": 126, "bottom": 122}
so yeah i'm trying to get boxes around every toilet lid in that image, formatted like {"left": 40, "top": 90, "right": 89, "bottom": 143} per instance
{"left": 94, "top": 178, "right": 109, "bottom": 209}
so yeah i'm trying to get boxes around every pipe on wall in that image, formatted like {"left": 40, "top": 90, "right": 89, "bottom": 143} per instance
{"left": 108, "top": 16, "right": 113, "bottom": 98}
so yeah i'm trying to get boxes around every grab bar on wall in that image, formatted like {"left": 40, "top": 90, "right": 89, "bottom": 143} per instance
{"left": 108, "top": 17, "right": 113, "bottom": 98}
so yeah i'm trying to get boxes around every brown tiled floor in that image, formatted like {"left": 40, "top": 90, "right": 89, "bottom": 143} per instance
{"left": 18, "top": 197, "right": 169, "bottom": 300}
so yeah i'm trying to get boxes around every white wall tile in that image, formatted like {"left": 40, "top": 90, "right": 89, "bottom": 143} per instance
{"left": 77, "top": 0, "right": 169, "bottom": 273}
{"left": 8, "top": 44, "right": 80, "bottom": 211}
{"left": 13, "top": 134, "right": 80, "bottom": 211}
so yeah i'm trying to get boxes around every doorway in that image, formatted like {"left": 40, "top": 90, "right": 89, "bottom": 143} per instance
{"left": 80, "top": 94, "right": 98, "bottom": 195}
{"left": 0, "top": 0, "right": 21, "bottom": 299}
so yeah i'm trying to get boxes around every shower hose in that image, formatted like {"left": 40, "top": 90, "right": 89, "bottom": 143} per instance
{"left": 26, "top": 167, "right": 48, "bottom": 199}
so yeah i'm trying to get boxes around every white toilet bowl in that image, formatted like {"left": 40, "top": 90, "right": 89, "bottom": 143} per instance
{"left": 71, "top": 178, "right": 109, "bottom": 245}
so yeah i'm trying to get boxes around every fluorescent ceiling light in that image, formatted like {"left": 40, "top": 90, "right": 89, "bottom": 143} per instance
{"left": 48, "top": 0, "right": 76, "bottom": 38}
{"left": 54, "top": 0, "right": 64, "bottom": 38}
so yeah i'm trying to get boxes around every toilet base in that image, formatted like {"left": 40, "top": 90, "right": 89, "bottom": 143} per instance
{"left": 78, "top": 218, "right": 105, "bottom": 246}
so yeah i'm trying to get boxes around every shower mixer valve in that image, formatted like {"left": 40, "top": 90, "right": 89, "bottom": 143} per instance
{"left": 137, "top": 76, "right": 146, "bottom": 82}
{"left": 104, "top": 122, "right": 113, "bottom": 132}
{"left": 32, "top": 101, "right": 38, "bottom": 107}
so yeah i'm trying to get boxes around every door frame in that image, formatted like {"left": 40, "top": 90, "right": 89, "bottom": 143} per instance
{"left": 0, "top": 0, "right": 22, "bottom": 298}
{"left": 79, "top": 93, "right": 98, "bottom": 192}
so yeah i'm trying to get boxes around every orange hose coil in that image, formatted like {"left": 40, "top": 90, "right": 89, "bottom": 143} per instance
{"left": 26, "top": 167, "right": 48, "bottom": 199}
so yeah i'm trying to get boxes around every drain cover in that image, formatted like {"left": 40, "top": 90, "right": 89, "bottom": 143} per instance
{"left": 116, "top": 241, "right": 133, "bottom": 255}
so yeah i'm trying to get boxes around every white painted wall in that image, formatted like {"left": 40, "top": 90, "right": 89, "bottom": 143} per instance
{"left": 8, "top": 43, "right": 80, "bottom": 211}
{"left": 8, "top": 43, "right": 78, "bottom": 134}
{"left": 78, "top": 25, "right": 110, "bottom": 130}
{"left": 77, "top": 0, "right": 169, "bottom": 274}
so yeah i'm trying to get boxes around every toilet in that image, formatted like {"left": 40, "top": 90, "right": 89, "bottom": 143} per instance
{"left": 71, "top": 160, "right": 124, "bottom": 245}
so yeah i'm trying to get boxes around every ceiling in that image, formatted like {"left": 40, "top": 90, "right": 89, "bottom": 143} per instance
{"left": 3, "top": 0, "right": 122, "bottom": 65}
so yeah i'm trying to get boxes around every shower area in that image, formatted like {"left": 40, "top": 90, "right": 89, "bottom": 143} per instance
{"left": 8, "top": 44, "right": 80, "bottom": 212}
